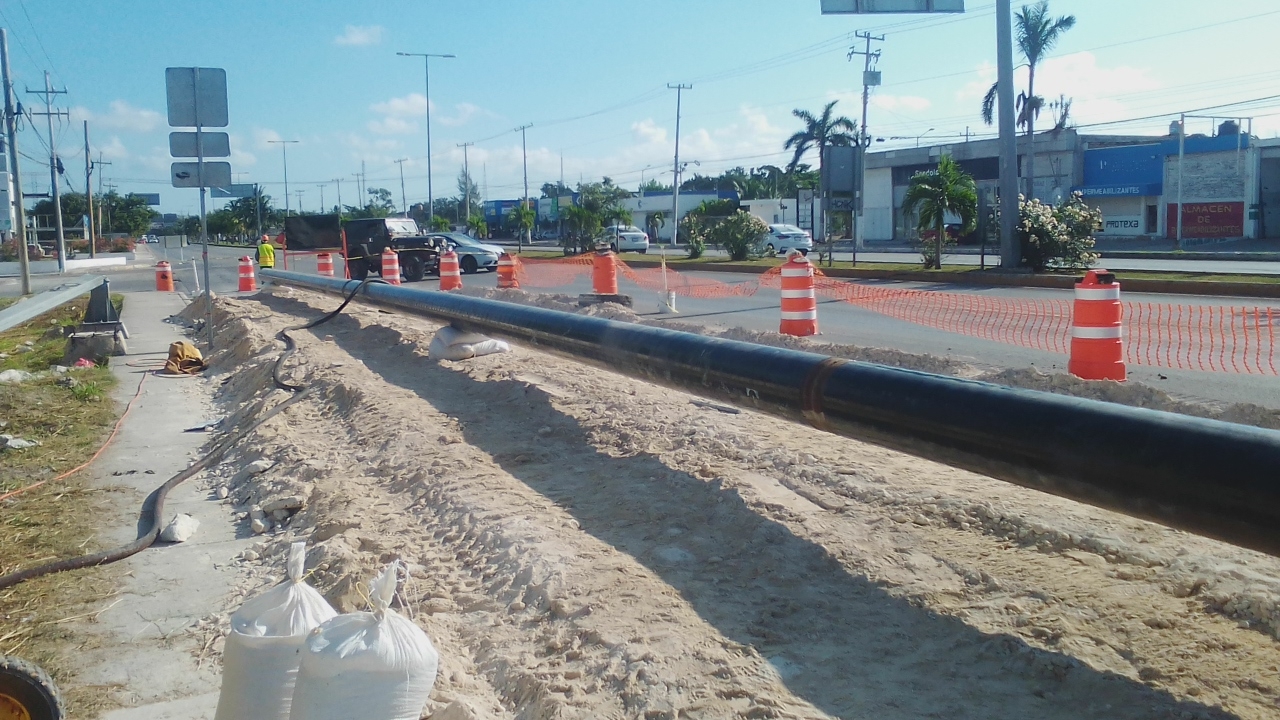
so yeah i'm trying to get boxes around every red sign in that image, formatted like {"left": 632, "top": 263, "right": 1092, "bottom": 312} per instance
{"left": 1166, "top": 202, "right": 1244, "bottom": 239}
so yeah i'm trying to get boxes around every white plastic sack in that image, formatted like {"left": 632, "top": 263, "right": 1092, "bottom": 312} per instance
{"left": 289, "top": 561, "right": 439, "bottom": 720}
{"left": 214, "top": 542, "right": 337, "bottom": 720}
{"left": 429, "top": 325, "right": 510, "bottom": 361}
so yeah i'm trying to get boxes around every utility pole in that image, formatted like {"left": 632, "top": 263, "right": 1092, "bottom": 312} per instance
{"left": 316, "top": 183, "right": 326, "bottom": 214}
{"left": 28, "top": 72, "right": 69, "bottom": 273}
{"left": 394, "top": 158, "right": 408, "bottom": 214}
{"left": 83, "top": 121, "right": 95, "bottom": 257}
{"left": 516, "top": 123, "right": 531, "bottom": 252}
{"left": 333, "top": 178, "right": 342, "bottom": 213}
{"left": 996, "top": 0, "right": 1020, "bottom": 269}
{"left": 458, "top": 141, "right": 473, "bottom": 222}
{"left": 668, "top": 84, "right": 691, "bottom": 245}
{"left": 1, "top": 30, "right": 29, "bottom": 294}
{"left": 267, "top": 139, "right": 298, "bottom": 218}
{"left": 849, "top": 32, "right": 883, "bottom": 265}
{"left": 254, "top": 183, "right": 263, "bottom": 239}
{"left": 295, "top": 189, "right": 305, "bottom": 213}
{"left": 95, "top": 154, "right": 112, "bottom": 243}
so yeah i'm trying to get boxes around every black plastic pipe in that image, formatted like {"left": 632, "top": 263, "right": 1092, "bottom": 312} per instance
{"left": 262, "top": 269, "right": 1280, "bottom": 557}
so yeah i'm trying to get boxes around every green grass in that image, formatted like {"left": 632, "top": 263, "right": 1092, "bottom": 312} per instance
{"left": 0, "top": 294, "right": 126, "bottom": 717}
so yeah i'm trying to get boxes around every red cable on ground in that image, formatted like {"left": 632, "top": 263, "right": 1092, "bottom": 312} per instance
{"left": 0, "top": 368, "right": 150, "bottom": 504}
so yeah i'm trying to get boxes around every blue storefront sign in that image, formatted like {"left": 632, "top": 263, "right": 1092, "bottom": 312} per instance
{"left": 1073, "top": 183, "right": 1162, "bottom": 198}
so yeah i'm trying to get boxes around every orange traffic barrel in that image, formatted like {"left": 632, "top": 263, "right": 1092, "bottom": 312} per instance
{"left": 1068, "top": 269, "right": 1126, "bottom": 381}
{"left": 779, "top": 250, "right": 817, "bottom": 337}
{"left": 496, "top": 253, "right": 519, "bottom": 289}
{"left": 592, "top": 249, "right": 618, "bottom": 295}
{"left": 317, "top": 252, "right": 335, "bottom": 277}
{"left": 439, "top": 249, "right": 462, "bottom": 291}
{"left": 155, "top": 261, "right": 175, "bottom": 292}
{"left": 380, "top": 249, "right": 401, "bottom": 285}
{"left": 238, "top": 256, "right": 257, "bottom": 292}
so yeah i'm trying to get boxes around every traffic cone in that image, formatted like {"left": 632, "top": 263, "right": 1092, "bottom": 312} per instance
{"left": 381, "top": 249, "right": 401, "bottom": 285}
{"left": 497, "top": 253, "right": 519, "bottom": 289}
{"left": 592, "top": 249, "right": 618, "bottom": 295}
{"left": 1068, "top": 269, "right": 1126, "bottom": 381}
{"left": 439, "top": 250, "right": 462, "bottom": 291}
{"left": 779, "top": 250, "right": 817, "bottom": 337}
{"left": 155, "top": 261, "right": 175, "bottom": 292}
{"left": 238, "top": 257, "right": 257, "bottom": 292}
{"left": 317, "top": 252, "right": 335, "bottom": 277}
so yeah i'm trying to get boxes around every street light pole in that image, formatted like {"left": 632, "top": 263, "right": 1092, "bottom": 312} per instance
{"left": 268, "top": 139, "right": 299, "bottom": 218}
{"left": 916, "top": 127, "right": 935, "bottom": 148}
{"left": 397, "top": 51, "right": 455, "bottom": 224}
{"left": 515, "top": 124, "right": 532, "bottom": 252}
{"left": 996, "top": 0, "right": 1021, "bottom": 270}
{"left": 394, "top": 158, "right": 409, "bottom": 215}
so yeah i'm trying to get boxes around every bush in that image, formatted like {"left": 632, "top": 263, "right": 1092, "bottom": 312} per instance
{"left": 1018, "top": 192, "right": 1100, "bottom": 272}
{"left": 679, "top": 215, "right": 708, "bottom": 259}
{"left": 713, "top": 211, "right": 769, "bottom": 262}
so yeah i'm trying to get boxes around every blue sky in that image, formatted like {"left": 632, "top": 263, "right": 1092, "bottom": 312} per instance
{"left": 9, "top": 0, "right": 1280, "bottom": 215}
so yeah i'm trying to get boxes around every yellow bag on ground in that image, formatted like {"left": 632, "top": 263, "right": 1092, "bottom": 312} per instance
{"left": 162, "top": 340, "right": 206, "bottom": 375}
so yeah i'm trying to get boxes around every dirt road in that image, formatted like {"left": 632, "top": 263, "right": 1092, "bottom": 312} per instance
{"left": 193, "top": 287, "right": 1280, "bottom": 719}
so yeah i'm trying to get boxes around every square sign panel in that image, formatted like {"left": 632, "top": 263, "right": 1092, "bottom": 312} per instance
{"left": 169, "top": 131, "right": 231, "bottom": 158}
{"left": 821, "top": 0, "right": 964, "bottom": 12}
{"left": 171, "top": 162, "right": 232, "bottom": 188}
{"left": 165, "top": 67, "right": 228, "bottom": 128}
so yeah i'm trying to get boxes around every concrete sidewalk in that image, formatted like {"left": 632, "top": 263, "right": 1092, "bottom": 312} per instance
{"left": 65, "top": 290, "right": 249, "bottom": 720}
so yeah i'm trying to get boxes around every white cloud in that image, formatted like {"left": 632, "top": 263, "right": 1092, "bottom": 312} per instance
{"left": 334, "top": 25, "right": 384, "bottom": 47}
{"left": 372, "top": 93, "right": 428, "bottom": 118}
{"left": 72, "top": 100, "right": 162, "bottom": 133}
{"left": 252, "top": 127, "right": 283, "bottom": 149}
{"left": 631, "top": 119, "right": 667, "bottom": 145}
{"left": 368, "top": 116, "right": 418, "bottom": 135}
{"left": 97, "top": 136, "right": 129, "bottom": 161}
{"left": 229, "top": 133, "right": 256, "bottom": 168}
{"left": 437, "top": 102, "right": 485, "bottom": 128}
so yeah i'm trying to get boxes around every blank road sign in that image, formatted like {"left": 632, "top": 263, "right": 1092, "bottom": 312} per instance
{"left": 171, "top": 162, "right": 232, "bottom": 188}
{"left": 165, "top": 67, "right": 228, "bottom": 128}
{"left": 170, "top": 131, "right": 231, "bottom": 158}
{"left": 211, "top": 184, "right": 256, "bottom": 199}
{"left": 820, "top": 0, "right": 964, "bottom": 12}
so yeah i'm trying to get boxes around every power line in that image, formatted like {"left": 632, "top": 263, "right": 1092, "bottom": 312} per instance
{"left": 15, "top": 0, "right": 61, "bottom": 84}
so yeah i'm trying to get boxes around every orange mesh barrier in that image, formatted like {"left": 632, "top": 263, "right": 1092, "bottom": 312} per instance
{"left": 505, "top": 254, "right": 1279, "bottom": 375}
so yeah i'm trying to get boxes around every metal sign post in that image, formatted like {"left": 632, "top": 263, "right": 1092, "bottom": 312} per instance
{"left": 166, "top": 67, "right": 230, "bottom": 349}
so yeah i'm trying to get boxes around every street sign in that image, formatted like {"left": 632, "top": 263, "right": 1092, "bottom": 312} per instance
{"left": 171, "top": 162, "right": 231, "bottom": 188}
{"left": 169, "top": 131, "right": 230, "bottom": 158}
{"left": 165, "top": 67, "right": 228, "bottom": 128}
{"left": 211, "top": 183, "right": 256, "bottom": 199}
{"left": 128, "top": 193, "right": 162, "bottom": 206}
{"left": 820, "top": 0, "right": 963, "bottom": 11}
{"left": 821, "top": 145, "right": 861, "bottom": 194}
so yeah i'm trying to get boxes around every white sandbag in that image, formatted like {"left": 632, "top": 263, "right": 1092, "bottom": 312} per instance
{"left": 289, "top": 561, "right": 438, "bottom": 720}
{"left": 214, "top": 542, "right": 337, "bottom": 720}
{"left": 429, "top": 325, "right": 510, "bottom": 361}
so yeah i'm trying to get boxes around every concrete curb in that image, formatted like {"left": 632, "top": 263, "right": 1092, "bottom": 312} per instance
{"left": 618, "top": 260, "right": 1280, "bottom": 299}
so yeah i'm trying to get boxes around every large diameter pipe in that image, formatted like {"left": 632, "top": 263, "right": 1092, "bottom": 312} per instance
{"left": 261, "top": 269, "right": 1280, "bottom": 557}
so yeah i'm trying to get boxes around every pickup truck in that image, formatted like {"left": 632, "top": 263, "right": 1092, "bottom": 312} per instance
{"left": 343, "top": 217, "right": 441, "bottom": 282}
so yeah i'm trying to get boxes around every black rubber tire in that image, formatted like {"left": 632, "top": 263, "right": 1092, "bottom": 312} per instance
{"left": 460, "top": 255, "right": 478, "bottom": 274}
{"left": 0, "top": 655, "right": 64, "bottom": 720}
{"left": 346, "top": 244, "right": 370, "bottom": 280}
{"left": 401, "top": 253, "right": 427, "bottom": 282}
{"left": 609, "top": 243, "right": 618, "bottom": 253}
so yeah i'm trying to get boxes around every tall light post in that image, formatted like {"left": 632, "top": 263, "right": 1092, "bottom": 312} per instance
{"left": 267, "top": 139, "right": 299, "bottom": 217}
{"left": 916, "top": 127, "right": 935, "bottom": 148}
{"left": 516, "top": 123, "right": 532, "bottom": 251}
{"left": 397, "top": 51, "right": 455, "bottom": 223}
{"left": 394, "top": 158, "right": 409, "bottom": 215}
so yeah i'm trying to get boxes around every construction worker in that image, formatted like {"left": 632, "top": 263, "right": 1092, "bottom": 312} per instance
{"left": 255, "top": 235, "right": 276, "bottom": 269}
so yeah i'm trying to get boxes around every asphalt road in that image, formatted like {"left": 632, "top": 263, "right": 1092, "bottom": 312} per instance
{"left": 6, "top": 247, "right": 1278, "bottom": 410}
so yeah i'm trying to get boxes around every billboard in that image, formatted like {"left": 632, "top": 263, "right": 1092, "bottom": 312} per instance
{"left": 821, "top": 0, "right": 964, "bottom": 12}
{"left": 129, "top": 193, "right": 162, "bottom": 206}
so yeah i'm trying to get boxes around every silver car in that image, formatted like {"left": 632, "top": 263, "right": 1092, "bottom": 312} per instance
{"left": 430, "top": 232, "right": 501, "bottom": 273}
{"left": 601, "top": 225, "right": 649, "bottom": 253}
{"left": 763, "top": 224, "right": 813, "bottom": 256}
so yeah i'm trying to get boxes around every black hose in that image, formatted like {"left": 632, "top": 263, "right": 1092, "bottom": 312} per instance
{"left": 0, "top": 280, "right": 380, "bottom": 591}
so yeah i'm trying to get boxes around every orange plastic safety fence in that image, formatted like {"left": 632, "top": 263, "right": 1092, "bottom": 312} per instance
{"left": 506, "top": 254, "right": 1280, "bottom": 375}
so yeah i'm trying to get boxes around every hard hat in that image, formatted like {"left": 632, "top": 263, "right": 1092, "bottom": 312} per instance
{"left": 261, "top": 235, "right": 269, "bottom": 242}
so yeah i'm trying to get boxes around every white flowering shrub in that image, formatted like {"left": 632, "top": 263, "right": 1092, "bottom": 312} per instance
{"left": 1019, "top": 192, "right": 1101, "bottom": 272}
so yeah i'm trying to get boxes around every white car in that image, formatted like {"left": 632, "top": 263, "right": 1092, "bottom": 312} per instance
{"left": 431, "top": 232, "right": 502, "bottom": 273}
{"left": 763, "top": 224, "right": 813, "bottom": 256}
{"left": 601, "top": 225, "right": 649, "bottom": 253}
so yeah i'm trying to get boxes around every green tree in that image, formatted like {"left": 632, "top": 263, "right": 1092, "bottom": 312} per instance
{"left": 31, "top": 192, "right": 90, "bottom": 234}
{"left": 225, "top": 192, "right": 277, "bottom": 236}
{"left": 541, "top": 181, "right": 572, "bottom": 199}
{"left": 206, "top": 208, "right": 244, "bottom": 237}
{"left": 902, "top": 155, "right": 978, "bottom": 270}
{"left": 429, "top": 215, "right": 450, "bottom": 231}
{"left": 981, "top": 0, "right": 1076, "bottom": 197}
{"left": 783, "top": 100, "right": 857, "bottom": 184}
{"left": 467, "top": 214, "right": 488, "bottom": 239}
{"left": 507, "top": 203, "right": 536, "bottom": 242}
{"left": 457, "top": 168, "right": 481, "bottom": 219}
{"left": 638, "top": 178, "right": 671, "bottom": 193}
{"left": 345, "top": 187, "right": 395, "bottom": 219}
{"left": 560, "top": 204, "right": 600, "bottom": 255}
{"left": 713, "top": 211, "right": 770, "bottom": 261}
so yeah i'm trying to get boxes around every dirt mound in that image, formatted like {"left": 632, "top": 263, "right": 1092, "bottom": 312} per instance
{"left": 192, "top": 288, "right": 1280, "bottom": 718}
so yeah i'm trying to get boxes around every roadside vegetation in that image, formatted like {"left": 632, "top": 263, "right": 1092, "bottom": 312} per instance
{"left": 0, "top": 295, "right": 127, "bottom": 716}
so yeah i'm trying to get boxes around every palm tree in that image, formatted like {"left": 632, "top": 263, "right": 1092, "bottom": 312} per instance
{"left": 902, "top": 155, "right": 978, "bottom": 270}
{"left": 784, "top": 101, "right": 857, "bottom": 176}
{"left": 981, "top": 0, "right": 1076, "bottom": 199}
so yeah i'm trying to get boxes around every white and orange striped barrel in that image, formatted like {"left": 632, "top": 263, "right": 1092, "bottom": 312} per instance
{"left": 496, "top": 253, "right": 519, "bottom": 289}
{"left": 779, "top": 250, "right": 817, "bottom": 337}
{"left": 381, "top": 249, "right": 401, "bottom": 285}
{"left": 316, "top": 252, "right": 335, "bottom": 277}
{"left": 1068, "top": 269, "right": 1125, "bottom": 381}
{"left": 238, "top": 256, "right": 257, "bottom": 292}
{"left": 439, "top": 250, "right": 462, "bottom": 291}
